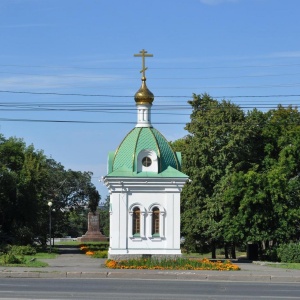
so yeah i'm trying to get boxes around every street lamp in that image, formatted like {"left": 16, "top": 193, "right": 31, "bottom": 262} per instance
{"left": 48, "top": 201, "right": 53, "bottom": 253}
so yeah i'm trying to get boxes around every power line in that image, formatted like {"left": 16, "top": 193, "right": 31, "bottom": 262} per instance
{"left": 1, "top": 89, "right": 300, "bottom": 99}
{"left": 0, "top": 104, "right": 295, "bottom": 113}
{"left": 0, "top": 118, "right": 187, "bottom": 125}
{"left": 1, "top": 62, "right": 300, "bottom": 70}
{"left": 0, "top": 103, "right": 299, "bottom": 110}
{"left": 1, "top": 70, "right": 300, "bottom": 80}
{"left": 2, "top": 117, "right": 300, "bottom": 127}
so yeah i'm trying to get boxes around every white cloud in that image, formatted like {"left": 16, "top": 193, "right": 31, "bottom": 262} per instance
{"left": 268, "top": 51, "right": 300, "bottom": 59}
{"left": 199, "top": 0, "right": 239, "bottom": 5}
{"left": 0, "top": 24, "right": 52, "bottom": 29}
{"left": 0, "top": 73, "right": 119, "bottom": 90}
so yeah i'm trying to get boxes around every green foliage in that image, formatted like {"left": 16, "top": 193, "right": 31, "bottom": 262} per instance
{"left": 0, "top": 133, "right": 100, "bottom": 245}
{"left": 67, "top": 210, "right": 88, "bottom": 238}
{"left": 106, "top": 257, "right": 240, "bottom": 271}
{"left": 92, "top": 250, "right": 108, "bottom": 258}
{"left": 267, "top": 262, "right": 300, "bottom": 270}
{"left": 1, "top": 253, "right": 25, "bottom": 264}
{"left": 180, "top": 94, "right": 262, "bottom": 254}
{"left": 277, "top": 243, "right": 300, "bottom": 263}
{"left": 79, "top": 242, "right": 108, "bottom": 258}
{"left": 9, "top": 245, "right": 37, "bottom": 256}
{"left": 262, "top": 248, "right": 279, "bottom": 262}
{"left": 80, "top": 242, "right": 109, "bottom": 251}
{"left": 0, "top": 244, "right": 37, "bottom": 265}
{"left": 178, "top": 94, "right": 300, "bottom": 258}
{"left": 169, "top": 138, "right": 188, "bottom": 157}
{"left": 99, "top": 196, "right": 110, "bottom": 237}
{"left": 0, "top": 251, "right": 50, "bottom": 267}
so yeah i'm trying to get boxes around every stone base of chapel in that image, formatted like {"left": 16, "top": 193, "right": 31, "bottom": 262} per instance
{"left": 108, "top": 249, "right": 182, "bottom": 260}
{"left": 77, "top": 231, "right": 108, "bottom": 242}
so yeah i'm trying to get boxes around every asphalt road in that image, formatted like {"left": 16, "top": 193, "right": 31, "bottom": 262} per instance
{"left": 1, "top": 278, "right": 300, "bottom": 300}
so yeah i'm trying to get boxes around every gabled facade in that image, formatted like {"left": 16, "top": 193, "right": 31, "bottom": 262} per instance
{"left": 103, "top": 50, "right": 188, "bottom": 259}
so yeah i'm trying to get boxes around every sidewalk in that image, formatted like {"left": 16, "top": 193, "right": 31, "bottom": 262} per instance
{"left": 1, "top": 246, "right": 300, "bottom": 282}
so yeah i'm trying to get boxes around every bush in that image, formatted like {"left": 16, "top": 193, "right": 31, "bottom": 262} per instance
{"left": 277, "top": 243, "right": 300, "bottom": 263}
{"left": 1, "top": 253, "right": 25, "bottom": 264}
{"left": 9, "top": 245, "right": 36, "bottom": 256}
{"left": 79, "top": 242, "right": 109, "bottom": 252}
{"left": 92, "top": 250, "right": 108, "bottom": 258}
{"left": 0, "top": 244, "right": 7, "bottom": 255}
{"left": 261, "top": 248, "right": 279, "bottom": 262}
{"left": 88, "top": 243, "right": 109, "bottom": 251}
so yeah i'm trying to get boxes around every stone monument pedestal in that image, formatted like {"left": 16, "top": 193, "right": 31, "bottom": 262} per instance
{"left": 78, "top": 212, "right": 107, "bottom": 242}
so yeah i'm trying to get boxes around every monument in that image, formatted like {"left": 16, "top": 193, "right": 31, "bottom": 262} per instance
{"left": 78, "top": 211, "right": 107, "bottom": 242}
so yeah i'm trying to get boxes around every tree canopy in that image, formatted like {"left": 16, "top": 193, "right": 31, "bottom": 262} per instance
{"left": 171, "top": 94, "right": 300, "bottom": 257}
{"left": 0, "top": 134, "right": 100, "bottom": 245}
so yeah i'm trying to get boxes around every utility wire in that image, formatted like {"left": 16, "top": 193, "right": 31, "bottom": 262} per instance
{"left": 1, "top": 71, "right": 300, "bottom": 80}
{"left": 1, "top": 90, "right": 300, "bottom": 99}
{"left": 0, "top": 105, "right": 295, "bottom": 113}
{"left": 0, "top": 118, "right": 187, "bottom": 125}
{"left": 1, "top": 62, "right": 300, "bottom": 70}
{"left": 2, "top": 117, "right": 300, "bottom": 127}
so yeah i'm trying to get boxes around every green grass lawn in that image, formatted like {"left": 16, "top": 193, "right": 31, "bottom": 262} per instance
{"left": 0, "top": 250, "right": 57, "bottom": 267}
{"left": 0, "top": 256, "right": 48, "bottom": 267}
{"left": 34, "top": 252, "right": 57, "bottom": 259}
{"left": 266, "top": 262, "right": 300, "bottom": 270}
{"left": 182, "top": 251, "right": 247, "bottom": 259}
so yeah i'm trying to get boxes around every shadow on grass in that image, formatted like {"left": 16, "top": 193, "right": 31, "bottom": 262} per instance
{"left": 54, "top": 244, "right": 82, "bottom": 255}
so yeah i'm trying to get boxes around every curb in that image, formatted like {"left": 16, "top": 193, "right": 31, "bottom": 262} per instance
{"left": 1, "top": 270, "right": 300, "bottom": 282}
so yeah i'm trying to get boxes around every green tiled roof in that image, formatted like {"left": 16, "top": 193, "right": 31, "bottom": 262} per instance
{"left": 107, "top": 166, "right": 188, "bottom": 178}
{"left": 107, "top": 127, "right": 187, "bottom": 178}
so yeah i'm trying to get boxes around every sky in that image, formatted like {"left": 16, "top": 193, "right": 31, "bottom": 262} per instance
{"left": 0, "top": 0, "right": 300, "bottom": 200}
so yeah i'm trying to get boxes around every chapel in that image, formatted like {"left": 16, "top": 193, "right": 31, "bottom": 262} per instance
{"left": 104, "top": 50, "right": 188, "bottom": 259}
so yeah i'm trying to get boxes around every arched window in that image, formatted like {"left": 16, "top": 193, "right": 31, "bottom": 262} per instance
{"left": 133, "top": 207, "right": 141, "bottom": 236}
{"left": 152, "top": 207, "right": 160, "bottom": 236}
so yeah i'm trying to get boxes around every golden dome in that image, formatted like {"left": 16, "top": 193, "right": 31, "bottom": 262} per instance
{"left": 134, "top": 77, "right": 154, "bottom": 105}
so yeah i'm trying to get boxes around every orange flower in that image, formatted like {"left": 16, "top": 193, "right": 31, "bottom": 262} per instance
{"left": 104, "top": 258, "right": 240, "bottom": 271}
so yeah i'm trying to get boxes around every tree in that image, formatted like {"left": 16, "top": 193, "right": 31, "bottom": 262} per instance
{"left": 179, "top": 94, "right": 264, "bottom": 257}
{"left": 99, "top": 195, "right": 110, "bottom": 237}
{"left": 42, "top": 162, "right": 101, "bottom": 239}
{"left": 173, "top": 97, "right": 300, "bottom": 259}
{"left": 0, "top": 136, "right": 46, "bottom": 244}
{"left": 0, "top": 133, "right": 100, "bottom": 245}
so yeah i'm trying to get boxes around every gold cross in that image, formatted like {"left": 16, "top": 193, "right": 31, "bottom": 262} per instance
{"left": 134, "top": 49, "right": 153, "bottom": 78}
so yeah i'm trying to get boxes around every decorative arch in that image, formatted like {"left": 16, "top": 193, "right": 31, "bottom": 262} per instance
{"left": 148, "top": 203, "right": 166, "bottom": 214}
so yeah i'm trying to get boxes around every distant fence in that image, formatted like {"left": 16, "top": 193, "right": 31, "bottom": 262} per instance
{"left": 54, "top": 237, "right": 78, "bottom": 242}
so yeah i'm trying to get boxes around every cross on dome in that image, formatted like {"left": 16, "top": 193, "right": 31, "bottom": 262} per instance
{"left": 134, "top": 49, "right": 153, "bottom": 79}
{"left": 134, "top": 49, "right": 154, "bottom": 126}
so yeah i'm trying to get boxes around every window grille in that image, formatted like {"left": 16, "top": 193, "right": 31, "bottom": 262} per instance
{"left": 133, "top": 207, "right": 141, "bottom": 236}
{"left": 152, "top": 207, "right": 160, "bottom": 235}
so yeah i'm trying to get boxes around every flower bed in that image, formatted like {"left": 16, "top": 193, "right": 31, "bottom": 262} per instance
{"left": 79, "top": 244, "right": 108, "bottom": 258}
{"left": 105, "top": 257, "right": 240, "bottom": 271}
{"left": 80, "top": 243, "right": 240, "bottom": 270}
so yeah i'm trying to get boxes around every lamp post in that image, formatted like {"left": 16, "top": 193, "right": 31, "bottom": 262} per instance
{"left": 48, "top": 201, "right": 53, "bottom": 253}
